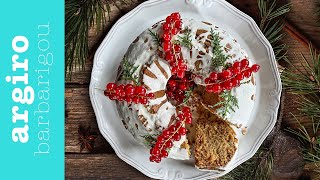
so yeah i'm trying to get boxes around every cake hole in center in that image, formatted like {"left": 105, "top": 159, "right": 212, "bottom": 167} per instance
{"left": 165, "top": 71, "right": 197, "bottom": 106}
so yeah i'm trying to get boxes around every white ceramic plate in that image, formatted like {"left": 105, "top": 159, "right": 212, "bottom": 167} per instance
{"left": 89, "top": 0, "right": 281, "bottom": 179}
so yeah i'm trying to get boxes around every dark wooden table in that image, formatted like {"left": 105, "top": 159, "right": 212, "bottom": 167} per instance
{"left": 65, "top": 0, "right": 320, "bottom": 179}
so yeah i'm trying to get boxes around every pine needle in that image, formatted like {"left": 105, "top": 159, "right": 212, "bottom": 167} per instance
{"left": 175, "top": 27, "right": 192, "bottom": 49}
{"left": 118, "top": 56, "right": 139, "bottom": 85}
{"left": 258, "top": 0, "right": 291, "bottom": 62}
{"left": 221, "top": 149, "right": 273, "bottom": 180}
{"left": 209, "top": 28, "right": 231, "bottom": 69}
{"left": 65, "top": 0, "right": 112, "bottom": 78}
{"left": 213, "top": 90, "right": 239, "bottom": 119}
{"left": 148, "top": 29, "right": 161, "bottom": 47}
{"left": 281, "top": 45, "right": 320, "bottom": 94}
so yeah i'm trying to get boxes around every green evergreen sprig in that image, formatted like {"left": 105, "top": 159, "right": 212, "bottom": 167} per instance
{"left": 119, "top": 57, "right": 139, "bottom": 85}
{"left": 214, "top": 90, "right": 239, "bottom": 119}
{"left": 148, "top": 29, "right": 161, "bottom": 47}
{"left": 258, "top": 0, "right": 291, "bottom": 62}
{"left": 66, "top": 0, "right": 113, "bottom": 78}
{"left": 175, "top": 27, "right": 192, "bottom": 49}
{"left": 281, "top": 45, "right": 320, "bottom": 94}
{"left": 210, "top": 28, "right": 231, "bottom": 69}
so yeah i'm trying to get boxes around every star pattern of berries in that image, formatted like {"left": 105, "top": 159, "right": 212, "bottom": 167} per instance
{"left": 104, "top": 83, "right": 155, "bottom": 105}
{"left": 149, "top": 107, "right": 192, "bottom": 163}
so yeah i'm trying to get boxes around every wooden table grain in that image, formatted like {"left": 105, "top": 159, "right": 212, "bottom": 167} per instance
{"left": 65, "top": 0, "right": 320, "bottom": 179}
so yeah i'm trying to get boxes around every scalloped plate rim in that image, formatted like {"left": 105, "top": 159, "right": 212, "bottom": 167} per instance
{"left": 89, "top": 0, "right": 282, "bottom": 179}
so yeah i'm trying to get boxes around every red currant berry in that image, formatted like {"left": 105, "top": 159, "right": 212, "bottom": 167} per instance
{"left": 140, "top": 98, "right": 148, "bottom": 105}
{"left": 163, "top": 32, "right": 172, "bottom": 42}
{"left": 240, "top": 59, "right": 249, "bottom": 68}
{"left": 182, "top": 107, "right": 190, "bottom": 114}
{"left": 109, "top": 95, "right": 117, "bottom": 100}
{"left": 251, "top": 64, "right": 260, "bottom": 72}
{"left": 174, "top": 44, "right": 181, "bottom": 52}
{"left": 184, "top": 112, "right": 192, "bottom": 118}
{"left": 137, "top": 86, "right": 147, "bottom": 95}
{"left": 152, "top": 148, "right": 160, "bottom": 156}
{"left": 125, "top": 86, "right": 135, "bottom": 95}
{"left": 154, "top": 157, "right": 161, "bottom": 163}
{"left": 185, "top": 117, "right": 192, "bottom": 124}
{"left": 163, "top": 22, "right": 170, "bottom": 31}
{"left": 181, "top": 64, "right": 187, "bottom": 71}
{"left": 177, "top": 70, "right": 185, "bottom": 78}
{"left": 115, "top": 87, "right": 122, "bottom": 94}
{"left": 120, "top": 91, "right": 126, "bottom": 97}
{"left": 157, "top": 135, "right": 165, "bottom": 142}
{"left": 149, "top": 155, "right": 156, "bottom": 162}
{"left": 165, "top": 140, "right": 173, "bottom": 148}
{"left": 174, "top": 20, "right": 182, "bottom": 29}
{"left": 235, "top": 73, "right": 244, "bottom": 81}
{"left": 232, "top": 78, "right": 240, "bottom": 87}
{"left": 171, "top": 28, "right": 179, "bottom": 35}
{"left": 179, "top": 127, "right": 186, "bottom": 135}
{"left": 175, "top": 121, "right": 182, "bottom": 128}
{"left": 171, "top": 66, "right": 178, "bottom": 74}
{"left": 171, "top": 12, "right": 181, "bottom": 20}
{"left": 205, "top": 85, "right": 214, "bottom": 93}
{"left": 154, "top": 142, "right": 162, "bottom": 149}
{"left": 147, "top": 93, "right": 155, "bottom": 99}
{"left": 205, "top": 78, "right": 211, "bottom": 84}
{"left": 161, "top": 149, "right": 168, "bottom": 158}
{"left": 163, "top": 42, "right": 172, "bottom": 52}
{"left": 233, "top": 61, "right": 241, "bottom": 68}
{"left": 233, "top": 67, "right": 241, "bottom": 74}
{"left": 222, "top": 69, "right": 232, "bottom": 79}
{"left": 244, "top": 70, "right": 252, "bottom": 78}
{"left": 166, "top": 15, "right": 173, "bottom": 23}
{"left": 177, "top": 114, "right": 185, "bottom": 120}
{"left": 125, "top": 96, "right": 132, "bottom": 103}
{"left": 173, "top": 133, "right": 181, "bottom": 141}
{"left": 166, "top": 91, "right": 174, "bottom": 98}
{"left": 162, "top": 129, "right": 170, "bottom": 137}
{"left": 165, "top": 52, "right": 174, "bottom": 62}
{"left": 106, "top": 83, "right": 116, "bottom": 91}
{"left": 179, "top": 83, "right": 187, "bottom": 91}
{"left": 209, "top": 72, "right": 218, "bottom": 81}
{"left": 169, "top": 125, "right": 176, "bottom": 132}
{"left": 133, "top": 97, "right": 139, "bottom": 104}
{"left": 212, "top": 84, "right": 221, "bottom": 93}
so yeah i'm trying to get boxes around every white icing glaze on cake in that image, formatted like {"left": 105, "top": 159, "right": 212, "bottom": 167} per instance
{"left": 116, "top": 18, "right": 256, "bottom": 163}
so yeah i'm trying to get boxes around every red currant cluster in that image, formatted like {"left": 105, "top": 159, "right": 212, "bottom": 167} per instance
{"left": 204, "top": 59, "right": 260, "bottom": 93}
{"left": 166, "top": 73, "right": 195, "bottom": 105}
{"left": 162, "top": 12, "right": 187, "bottom": 79}
{"left": 149, "top": 107, "right": 192, "bottom": 163}
{"left": 104, "top": 83, "right": 155, "bottom": 104}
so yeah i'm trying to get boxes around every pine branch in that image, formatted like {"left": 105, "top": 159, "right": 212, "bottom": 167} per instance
{"left": 209, "top": 28, "right": 231, "bottom": 69}
{"left": 119, "top": 57, "right": 140, "bottom": 85}
{"left": 183, "top": 88, "right": 193, "bottom": 104}
{"left": 148, "top": 29, "right": 161, "bottom": 47}
{"left": 214, "top": 90, "right": 239, "bottom": 119}
{"left": 220, "top": 149, "right": 273, "bottom": 180}
{"left": 281, "top": 45, "right": 320, "bottom": 94}
{"left": 175, "top": 27, "right": 192, "bottom": 49}
{"left": 66, "top": 0, "right": 112, "bottom": 78}
{"left": 258, "top": 0, "right": 291, "bottom": 62}
{"left": 286, "top": 114, "right": 320, "bottom": 163}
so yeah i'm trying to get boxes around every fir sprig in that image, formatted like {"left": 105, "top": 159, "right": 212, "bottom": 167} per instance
{"left": 175, "top": 27, "right": 192, "bottom": 49}
{"left": 258, "top": 0, "right": 291, "bottom": 62}
{"left": 210, "top": 28, "right": 231, "bottom": 69}
{"left": 183, "top": 88, "right": 193, "bottom": 104}
{"left": 221, "top": 149, "right": 273, "bottom": 180}
{"left": 286, "top": 115, "right": 320, "bottom": 163}
{"left": 213, "top": 90, "right": 239, "bottom": 119}
{"left": 119, "top": 57, "right": 139, "bottom": 85}
{"left": 66, "top": 0, "right": 112, "bottom": 78}
{"left": 148, "top": 29, "right": 161, "bottom": 47}
{"left": 281, "top": 45, "right": 320, "bottom": 94}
